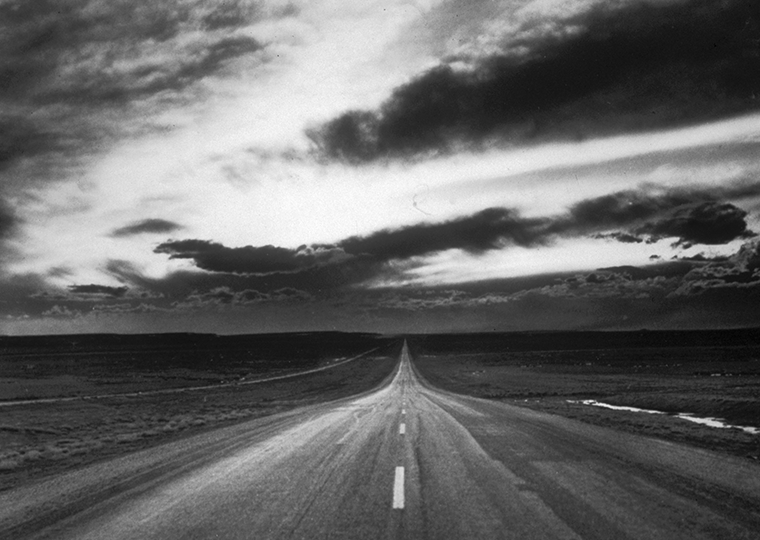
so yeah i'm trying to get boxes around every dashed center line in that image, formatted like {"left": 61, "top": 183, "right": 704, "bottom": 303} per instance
{"left": 393, "top": 466, "right": 405, "bottom": 509}
{"left": 399, "top": 423, "right": 406, "bottom": 435}
{"left": 401, "top": 408, "right": 406, "bottom": 414}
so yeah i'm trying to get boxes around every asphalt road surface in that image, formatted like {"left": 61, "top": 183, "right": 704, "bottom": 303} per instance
{"left": 3, "top": 341, "right": 760, "bottom": 539}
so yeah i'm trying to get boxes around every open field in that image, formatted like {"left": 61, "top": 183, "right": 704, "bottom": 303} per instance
{"left": 0, "top": 332, "right": 399, "bottom": 490}
{"left": 4, "top": 327, "right": 759, "bottom": 498}
{"left": 5, "top": 341, "right": 760, "bottom": 539}
{"left": 410, "top": 329, "right": 760, "bottom": 461}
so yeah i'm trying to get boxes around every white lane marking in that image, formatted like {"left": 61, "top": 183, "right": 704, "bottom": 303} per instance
{"left": 393, "top": 467, "right": 405, "bottom": 509}
{"left": 401, "top": 408, "right": 406, "bottom": 414}
{"left": 399, "top": 423, "right": 406, "bottom": 435}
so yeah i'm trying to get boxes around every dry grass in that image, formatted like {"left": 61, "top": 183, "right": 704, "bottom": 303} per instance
{"left": 411, "top": 337, "right": 760, "bottom": 461}
{"left": 0, "top": 334, "right": 400, "bottom": 490}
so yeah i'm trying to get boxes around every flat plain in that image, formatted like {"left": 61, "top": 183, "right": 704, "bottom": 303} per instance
{"left": 3, "top": 328, "right": 759, "bottom": 497}
{"left": 0, "top": 332, "right": 398, "bottom": 490}
{"left": 3, "top": 338, "right": 759, "bottom": 540}
{"left": 411, "top": 329, "right": 760, "bottom": 461}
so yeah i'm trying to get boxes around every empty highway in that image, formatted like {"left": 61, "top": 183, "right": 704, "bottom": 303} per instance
{"left": 2, "top": 341, "right": 759, "bottom": 539}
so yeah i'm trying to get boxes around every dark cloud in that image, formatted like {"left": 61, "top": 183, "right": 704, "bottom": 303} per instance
{"left": 202, "top": 2, "right": 260, "bottom": 30}
{"left": 0, "top": 1, "right": 265, "bottom": 173}
{"left": 153, "top": 183, "right": 758, "bottom": 283}
{"left": 154, "top": 240, "right": 347, "bottom": 274}
{"left": 107, "top": 254, "right": 398, "bottom": 307}
{"left": 0, "top": 1, "right": 263, "bottom": 101}
{"left": 0, "top": 198, "right": 17, "bottom": 239}
{"left": 174, "top": 286, "right": 312, "bottom": 309}
{"left": 200, "top": 1, "right": 297, "bottom": 31}
{"left": 41, "top": 305, "right": 83, "bottom": 318}
{"left": 368, "top": 264, "right": 686, "bottom": 313}
{"left": 673, "top": 240, "right": 760, "bottom": 295}
{"left": 6, "top": 242, "right": 760, "bottom": 332}
{"left": 68, "top": 284, "right": 129, "bottom": 297}
{"left": 0, "top": 117, "right": 60, "bottom": 169}
{"left": 51, "top": 35, "right": 263, "bottom": 105}
{"left": 152, "top": 209, "right": 550, "bottom": 282}
{"left": 592, "top": 232, "right": 644, "bottom": 244}
{"left": 561, "top": 189, "right": 698, "bottom": 231}
{"left": 336, "top": 207, "right": 548, "bottom": 259}
{"left": 310, "top": 0, "right": 760, "bottom": 163}
{"left": 675, "top": 253, "right": 730, "bottom": 263}
{"left": 366, "top": 241, "right": 760, "bottom": 321}
{"left": 557, "top": 182, "right": 760, "bottom": 231}
{"left": 558, "top": 185, "right": 757, "bottom": 246}
{"left": 635, "top": 202, "right": 755, "bottom": 246}
{"left": 111, "top": 218, "right": 183, "bottom": 237}
{"left": 0, "top": 196, "right": 20, "bottom": 266}
{"left": 344, "top": 184, "right": 757, "bottom": 262}
{"left": 595, "top": 262, "right": 697, "bottom": 282}
{"left": 0, "top": 273, "right": 52, "bottom": 315}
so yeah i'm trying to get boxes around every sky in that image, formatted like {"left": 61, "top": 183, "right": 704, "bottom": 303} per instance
{"left": 1, "top": 0, "right": 759, "bottom": 334}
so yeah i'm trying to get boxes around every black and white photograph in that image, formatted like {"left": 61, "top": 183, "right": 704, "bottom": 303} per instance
{"left": 1, "top": 0, "right": 759, "bottom": 537}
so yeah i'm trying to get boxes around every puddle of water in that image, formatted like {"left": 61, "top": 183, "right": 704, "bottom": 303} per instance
{"left": 567, "top": 400, "right": 759, "bottom": 435}
{"left": 567, "top": 399, "right": 665, "bottom": 414}
{"left": 676, "top": 413, "right": 760, "bottom": 435}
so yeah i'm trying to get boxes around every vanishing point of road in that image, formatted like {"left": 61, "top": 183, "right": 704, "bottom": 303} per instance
{"left": 2, "top": 341, "right": 759, "bottom": 539}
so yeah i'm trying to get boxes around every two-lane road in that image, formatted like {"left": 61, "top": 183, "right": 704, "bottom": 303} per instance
{"left": 3, "top": 341, "right": 760, "bottom": 539}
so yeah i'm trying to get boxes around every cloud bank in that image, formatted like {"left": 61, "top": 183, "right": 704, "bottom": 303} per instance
{"left": 154, "top": 240, "right": 349, "bottom": 274}
{"left": 154, "top": 182, "right": 758, "bottom": 279}
{"left": 67, "top": 284, "right": 129, "bottom": 298}
{"left": 310, "top": 0, "right": 760, "bottom": 163}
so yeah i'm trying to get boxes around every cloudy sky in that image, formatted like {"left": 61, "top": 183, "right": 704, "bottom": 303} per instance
{"left": 1, "top": 0, "right": 759, "bottom": 334}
